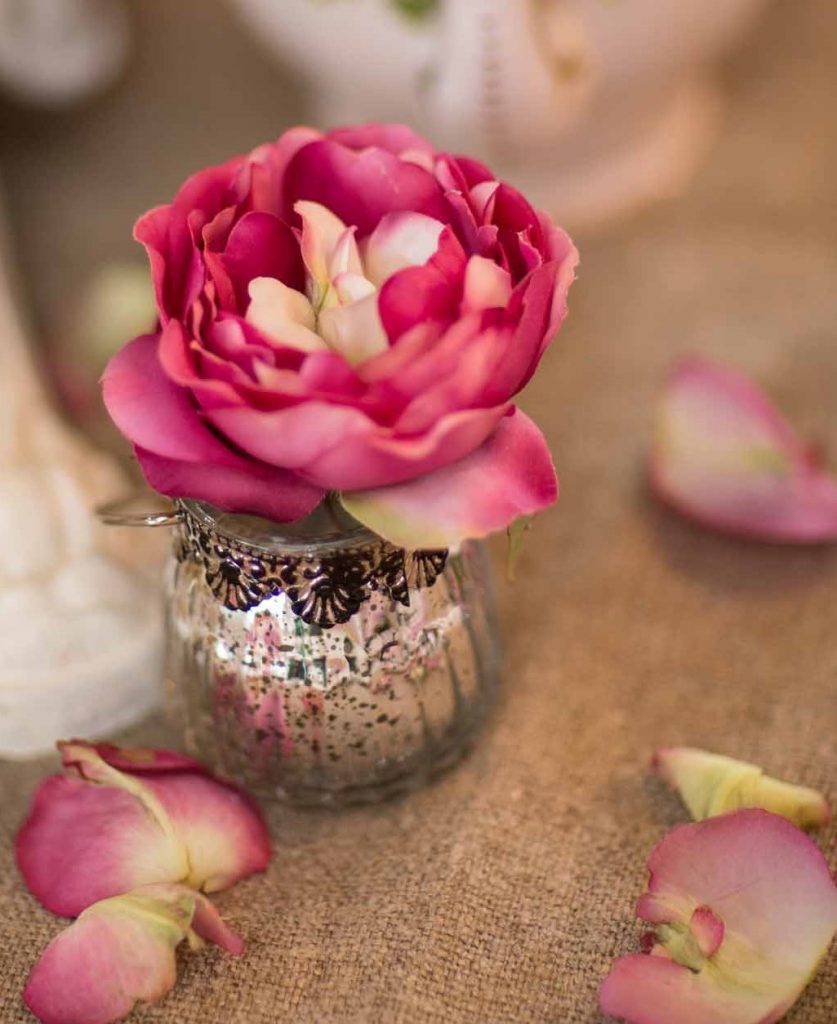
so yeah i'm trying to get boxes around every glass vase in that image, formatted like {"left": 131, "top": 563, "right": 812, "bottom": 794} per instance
{"left": 164, "top": 499, "right": 500, "bottom": 806}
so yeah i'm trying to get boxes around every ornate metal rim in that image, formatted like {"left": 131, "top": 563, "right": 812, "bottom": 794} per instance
{"left": 174, "top": 500, "right": 448, "bottom": 628}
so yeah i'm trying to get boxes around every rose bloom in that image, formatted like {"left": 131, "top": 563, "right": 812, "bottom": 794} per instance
{"left": 103, "top": 124, "right": 578, "bottom": 549}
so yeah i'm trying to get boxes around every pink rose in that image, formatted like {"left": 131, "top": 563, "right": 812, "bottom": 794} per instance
{"left": 103, "top": 123, "right": 578, "bottom": 548}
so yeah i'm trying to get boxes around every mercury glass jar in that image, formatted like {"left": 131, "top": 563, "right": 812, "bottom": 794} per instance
{"left": 163, "top": 499, "right": 500, "bottom": 806}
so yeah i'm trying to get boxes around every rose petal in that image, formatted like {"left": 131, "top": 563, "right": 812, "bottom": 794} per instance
{"left": 101, "top": 332, "right": 238, "bottom": 465}
{"left": 17, "top": 742, "right": 271, "bottom": 916}
{"left": 654, "top": 746, "right": 831, "bottom": 828}
{"left": 341, "top": 409, "right": 557, "bottom": 549}
{"left": 295, "top": 200, "right": 362, "bottom": 304}
{"left": 601, "top": 810, "right": 837, "bottom": 1024}
{"left": 377, "top": 226, "right": 467, "bottom": 341}
{"left": 327, "top": 122, "right": 435, "bottom": 157}
{"left": 461, "top": 255, "right": 512, "bottom": 313}
{"left": 16, "top": 775, "right": 188, "bottom": 919}
{"left": 318, "top": 292, "right": 389, "bottom": 367}
{"left": 285, "top": 139, "right": 448, "bottom": 237}
{"left": 134, "top": 447, "right": 324, "bottom": 523}
{"left": 246, "top": 277, "right": 327, "bottom": 355}
{"left": 303, "top": 404, "right": 511, "bottom": 491}
{"left": 24, "top": 885, "right": 243, "bottom": 1024}
{"left": 215, "top": 211, "right": 304, "bottom": 309}
{"left": 650, "top": 357, "right": 837, "bottom": 542}
{"left": 363, "top": 211, "right": 447, "bottom": 288}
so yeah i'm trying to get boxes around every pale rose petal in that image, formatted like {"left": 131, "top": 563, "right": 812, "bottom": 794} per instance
{"left": 318, "top": 292, "right": 389, "bottom": 367}
{"left": 341, "top": 410, "right": 558, "bottom": 549}
{"left": 462, "top": 255, "right": 512, "bottom": 313}
{"left": 332, "top": 272, "right": 376, "bottom": 306}
{"left": 246, "top": 277, "right": 327, "bottom": 354}
{"left": 328, "top": 226, "right": 363, "bottom": 282}
{"left": 600, "top": 810, "right": 837, "bottom": 1024}
{"left": 654, "top": 747, "right": 831, "bottom": 828}
{"left": 650, "top": 357, "right": 837, "bottom": 542}
{"left": 364, "top": 211, "right": 446, "bottom": 288}
{"left": 24, "top": 885, "right": 243, "bottom": 1024}
{"left": 16, "top": 742, "right": 271, "bottom": 916}
{"left": 294, "top": 200, "right": 361, "bottom": 305}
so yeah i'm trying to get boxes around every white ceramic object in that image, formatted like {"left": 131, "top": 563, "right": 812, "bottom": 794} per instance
{"left": 0, "top": 212, "right": 163, "bottom": 759}
{"left": 228, "top": 0, "right": 770, "bottom": 228}
{"left": 0, "top": 0, "right": 129, "bottom": 106}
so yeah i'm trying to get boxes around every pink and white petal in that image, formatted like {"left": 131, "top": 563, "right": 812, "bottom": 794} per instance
{"left": 642, "top": 810, "right": 837, "bottom": 977}
{"left": 206, "top": 401, "right": 376, "bottom": 471}
{"left": 15, "top": 775, "right": 188, "bottom": 918}
{"left": 304, "top": 403, "right": 509, "bottom": 491}
{"left": 341, "top": 410, "right": 558, "bottom": 549}
{"left": 364, "top": 211, "right": 447, "bottom": 289}
{"left": 318, "top": 293, "right": 389, "bottom": 367}
{"left": 140, "top": 772, "right": 271, "bottom": 893}
{"left": 23, "top": 886, "right": 241, "bottom": 1024}
{"left": 134, "top": 446, "right": 325, "bottom": 523}
{"left": 59, "top": 742, "right": 270, "bottom": 894}
{"left": 650, "top": 357, "right": 837, "bottom": 542}
{"left": 599, "top": 953, "right": 788, "bottom": 1024}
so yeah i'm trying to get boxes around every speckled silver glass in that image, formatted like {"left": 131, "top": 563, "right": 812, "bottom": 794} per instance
{"left": 165, "top": 499, "right": 500, "bottom": 806}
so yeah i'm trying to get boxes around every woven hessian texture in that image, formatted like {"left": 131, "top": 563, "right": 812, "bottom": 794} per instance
{"left": 1, "top": 1, "right": 836, "bottom": 1021}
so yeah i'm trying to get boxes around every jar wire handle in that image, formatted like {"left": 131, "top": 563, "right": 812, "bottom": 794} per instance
{"left": 96, "top": 496, "right": 181, "bottom": 528}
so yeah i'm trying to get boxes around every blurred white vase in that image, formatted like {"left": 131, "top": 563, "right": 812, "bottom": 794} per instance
{"left": 228, "top": 0, "right": 770, "bottom": 228}
{"left": 0, "top": 0, "right": 129, "bottom": 106}
{"left": 0, "top": 214, "right": 163, "bottom": 758}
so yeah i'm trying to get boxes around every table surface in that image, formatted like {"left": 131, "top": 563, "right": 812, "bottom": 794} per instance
{"left": 1, "top": 2, "right": 837, "bottom": 1022}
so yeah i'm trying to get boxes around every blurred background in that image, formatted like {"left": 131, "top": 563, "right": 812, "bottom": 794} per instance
{"left": 1, "top": 0, "right": 836, "bottom": 754}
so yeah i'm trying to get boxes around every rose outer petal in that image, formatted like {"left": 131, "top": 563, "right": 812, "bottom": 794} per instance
{"left": 649, "top": 356, "right": 837, "bottom": 542}
{"left": 23, "top": 886, "right": 243, "bottom": 1024}
{"left": 341, "top": 409, "right": 558, "bottom": 549}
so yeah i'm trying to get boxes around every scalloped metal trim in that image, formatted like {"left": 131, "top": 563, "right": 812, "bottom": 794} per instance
{"left": 175, "top": 510, "right": 448, "bottom": 628}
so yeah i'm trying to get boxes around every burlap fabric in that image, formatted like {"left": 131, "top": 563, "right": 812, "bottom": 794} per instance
{"left": 1, "top": 1, "right": 836, "bottom": 1020}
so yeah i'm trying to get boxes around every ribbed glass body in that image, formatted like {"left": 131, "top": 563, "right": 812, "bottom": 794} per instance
{"left": 165, "top": 500, "right": 500, "bottom": 806}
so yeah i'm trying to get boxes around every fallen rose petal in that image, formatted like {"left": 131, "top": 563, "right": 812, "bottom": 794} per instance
{"left": 599, "top": 809, "right": 837, "bottom": 1024}
{"left": 24, "top": 885, "right": 243, "bottom": 1024}
{"left": 649, "top": 356, "right": 837, "bottom": 542}
{"left": 654, "top": 746, "right": 831, "bottom": 828}
{"left": 340, "top": 409, "right": 557, "bottom": 550}
{"left": 17, "top": 741, "right": 271, "bottom": 917}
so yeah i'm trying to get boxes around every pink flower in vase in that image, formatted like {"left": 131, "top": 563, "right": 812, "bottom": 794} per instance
{"left": 102, "top": 123, "right": 578, "bottom": 550}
